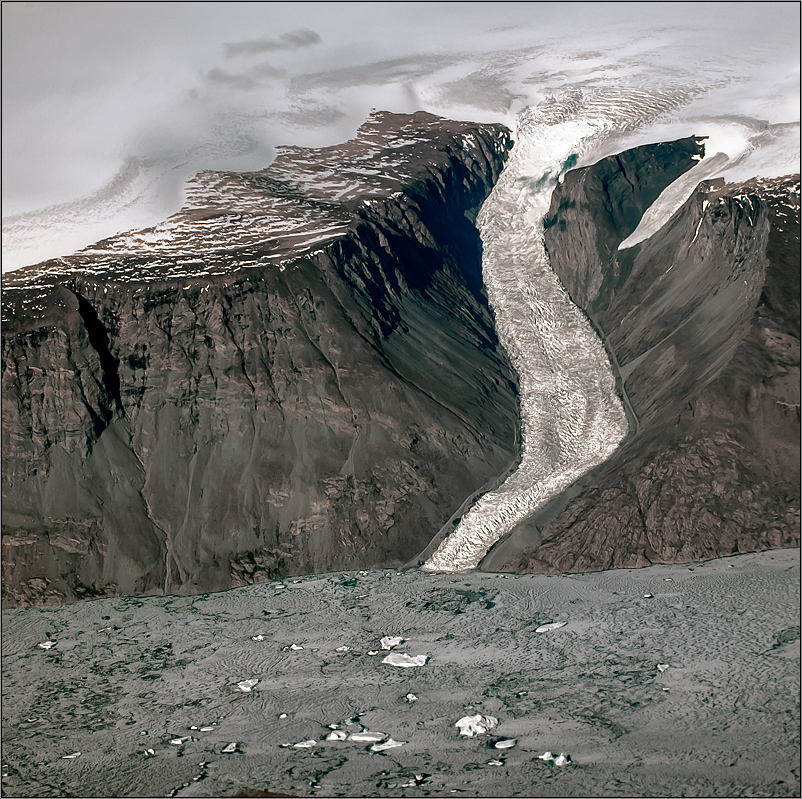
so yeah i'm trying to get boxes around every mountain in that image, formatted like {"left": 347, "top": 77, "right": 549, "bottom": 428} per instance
{"left": 2, "top": 110, "right": 798, "bottom": 606}
{"left": 481, "top": 143, "right": 800, "bottom": 572}
{"left": 1, "top": 111, "right": 519, "bottom": 605}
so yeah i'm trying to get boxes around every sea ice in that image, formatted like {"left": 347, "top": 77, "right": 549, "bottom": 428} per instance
{"left": 657, "top": 663, "right": 670, "bottom": 672}
{"left": 371, "top": 738, "right": 405, "bottom": 751}
{"left": 38, "top": 641, "right": 56, "bottom": 650}
{"left": 535, "top": 621, "right": 567, "bottom": 633}
{"left": 221, "top": 742, "right": 238, "bottom": 753}
{"left": 326, "top": 730, "right": 348, "bottom": 741}
{"left": 292, "top": 740, "right": 316, "bottom": 748}
{"left": 349, "top": 731, "right": 387, "bottom": 742}
{"left": 494, "top": 738, "right": 517, "bottom": 749}
{"left": 236, "top": 679, "right": 259, "bottom": 692}
{"left": 455, "top": 714, "right": 498, "bottom": 736}
{"left": 382, "top": 652, "right": 428, "bottom": 667}
{"left": 380, "top": 636, "right": 404, "bottom": 649}
{"left": 61, "top": 752, "right": 81, "bottom": 759}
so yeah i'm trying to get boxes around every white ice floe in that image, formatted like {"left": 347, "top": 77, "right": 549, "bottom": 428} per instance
{"left": 38, "top": 641, "right": 56, "bottom": 649}
{"left": 236, "top": 679, "right": 259, "bottom": 692}
{"left": 251, "top": 634, "right": 266, "bottom": 641}
{"left": 382, "top": 652, "right": 428, "bottom": 668}
{"left": 279, "top": 713, "right": 288, "bottom": 719}
{"left": 643, "top": 593, "right": 654, "bottom": 598}
{"left": 405, "top": 693, "right": 418, "bottom": 703}
{"left": 494, "top": 738, "right": 518, "bottom": 749}
{"left": 367, "top": 650, "right": 379, "bottom": 656}
{"left": 380, "top": 636, "right": 404, "bottom": 650}
{"left": 61, "top": 752, "right": 81, "bottom": 759}
{"left": 349, "top": 731, "right": 387, "bottom": 742}
{"left": 170, "top": 736, "right": 190, "bottom": 745}
{"left": 221, "top": 742, "right": 239, "bottom": 753}
{"left": 290, "top": 644, "right": 304, "bottom": 650}
{"left": 326, "top": 730, "right": 348, "bottom": 741}
{"left": 371, "top": 738, "right": 406, "bottom": 752}
{"left": 144, "top": 749, "right": 155, "bottom": 757}
{"left": 292, "top": 740, "right": 317, "bottom": 749}
{"left": 539, "top": 751, "right": 572, "bottom": 766}
{"left": 455, "top": 714, "right": 498, "bottom": 737}
{"left": 488, "top": 759, "right": 504, "bottom": 766}
{"left": 535, "top": 621, "right": 567, "bottom": 633}
{"left": 335, "top": 645, "right": 350, "bottom": 652}
{"left": 657, "top": 663, "right": 670, "bottom": 672}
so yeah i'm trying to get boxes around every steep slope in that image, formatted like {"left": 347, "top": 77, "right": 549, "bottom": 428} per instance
{"left": 1, "top": 111, "right": 519, "bottom": 605}
{"left": 481, "top": 141, "right": 800, "bottom": 572}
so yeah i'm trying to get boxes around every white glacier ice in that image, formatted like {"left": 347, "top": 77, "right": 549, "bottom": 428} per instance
{"left": 423, "top": 86, "right": 699, "bottom": 573}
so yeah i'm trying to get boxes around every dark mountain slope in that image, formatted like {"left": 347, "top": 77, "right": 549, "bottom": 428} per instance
{"left": 1, "top": 112, "right": 519, "bottom": 605}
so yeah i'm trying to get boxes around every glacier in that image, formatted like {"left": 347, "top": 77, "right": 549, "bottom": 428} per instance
{"left": 423, "top": 87, "right": 699, "bottom": 572}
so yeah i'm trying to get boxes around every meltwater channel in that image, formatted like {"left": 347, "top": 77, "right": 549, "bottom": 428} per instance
{"left": 423, "top": 87, "right": 697, "bottom": 572}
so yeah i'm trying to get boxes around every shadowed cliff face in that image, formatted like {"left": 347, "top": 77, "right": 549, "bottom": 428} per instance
{"left": 1, "top": 112, "right": 519, "bottom": 606}
{"left": 482, "top": 144, "right": 800, "bottom": 573}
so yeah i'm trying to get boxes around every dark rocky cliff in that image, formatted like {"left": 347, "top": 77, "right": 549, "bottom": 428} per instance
{"left": 482, "top": 138, "right": 800, "bottom": 573}
{"left": 1, "top": 111, "right": 519, "bottom": 605}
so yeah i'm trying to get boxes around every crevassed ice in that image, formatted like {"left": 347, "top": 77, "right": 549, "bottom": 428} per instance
{"left": 423, "top": 86, "right": 696, "bottom": 572}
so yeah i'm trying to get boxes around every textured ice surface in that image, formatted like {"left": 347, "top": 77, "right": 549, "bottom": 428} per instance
{"left": 424, "top": 86, "right": 701, "bottom": 572}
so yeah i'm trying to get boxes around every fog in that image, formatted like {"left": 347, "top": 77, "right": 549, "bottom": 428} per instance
{"left": 2, "top": 2, "right": 799, "bottom": 271}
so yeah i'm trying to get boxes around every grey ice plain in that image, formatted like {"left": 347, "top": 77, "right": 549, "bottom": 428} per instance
{"left": 1, "top": 551, "right": 799, "bottom": 797}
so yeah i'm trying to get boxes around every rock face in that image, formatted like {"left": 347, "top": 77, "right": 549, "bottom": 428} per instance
{"left": 481, "top": 140, "right": 800, "bottom": 573}
{"left": 1, "top": 111, "right": 519, "bottom": 605}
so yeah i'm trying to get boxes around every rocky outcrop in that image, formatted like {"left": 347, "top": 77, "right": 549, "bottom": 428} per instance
{"left": 1, "top": 111, "right": 519, "bottom": 605}
{"left": 481, "top": 143, "right": 800, "bottom": 573}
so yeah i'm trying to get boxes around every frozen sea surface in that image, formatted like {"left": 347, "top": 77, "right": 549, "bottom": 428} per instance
{"left": 2, "top": 549, "right": 799, "bottom": 798}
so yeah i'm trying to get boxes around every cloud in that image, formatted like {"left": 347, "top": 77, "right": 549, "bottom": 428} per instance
{"left": 224, "top": 28, "right": 321, "bottom": 58}
{"left": 206, "top": 61, "right": 286, "bottom": 90}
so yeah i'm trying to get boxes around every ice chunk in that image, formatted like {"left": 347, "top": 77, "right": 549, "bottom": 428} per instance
{"left": 236, "top": 679, "right": 259, "bottom": 692}
{"left": 349, "top": 731, "right": 386, "bottom": 742}
{"left": 455, "top": 714, "right": 498, "bottom": 737}
{"left": 380, "top": 636, "right": 404, "bottom": 650}
{"left": 657, "top": 663, "right": 670, "bottom": 672}
{"left": 335, "top": 645, "right": 350, "bottom": 652}
{"left": 488, "top": 759, "right": 504, "bottom": 766}
{"left": 170, "top": 736, "right": 190, "bottom": 745}
{"left": 643, "top": 593, "right": 654, "bottom": 599}
{"left": 221, "top": 742, "right": 238, "bottom": 753}
{"left": 494, "top": 738, "right": 517, "bottom": 749}
{"left": 251, "top": 635, "right": 266, "bottom": 641}
{"left": 538, "top": 751, "right": 571, "bottom": 765}
{"left": 38, "top": 641, "right": 56, "bottom": 650}
{"left": 382, "top": 652, "right": 428, "bottom": 668}
{"left": 405, "top": 693, "right": 418, "bottom": 703}
{"left": 290, "top": 644, "right": 304, "bottom": 651}
{"left": 279, "top": 713, "right": 288, "bottom": 719}
{"left": 199, "top": 726, "right": 215, "bottom": 732}
{"left": 535, "top": 622, "right": 566, "bottom": 633}
{"left": 371, "top": 738, "right": 405, "bottom": 752}
{"left": 61, "top": 752, "right": 81, "bottom": 759}
{"left": 326, "top": 730, "right": 348, "bottom": 741}
{"left": 144, "top": 749, "right": 155, "bottom": 757}
{"left": 293, "top": 740, "right": 316, "bottom": 749}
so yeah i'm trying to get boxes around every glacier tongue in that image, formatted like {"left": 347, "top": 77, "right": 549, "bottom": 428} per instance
{"left": 423, "top": 87, "right": 693, "bottom": 572}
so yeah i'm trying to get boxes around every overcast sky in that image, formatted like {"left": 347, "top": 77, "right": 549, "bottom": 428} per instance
{"left": 2, "top": 2, "right": 799, "bottom": 270}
